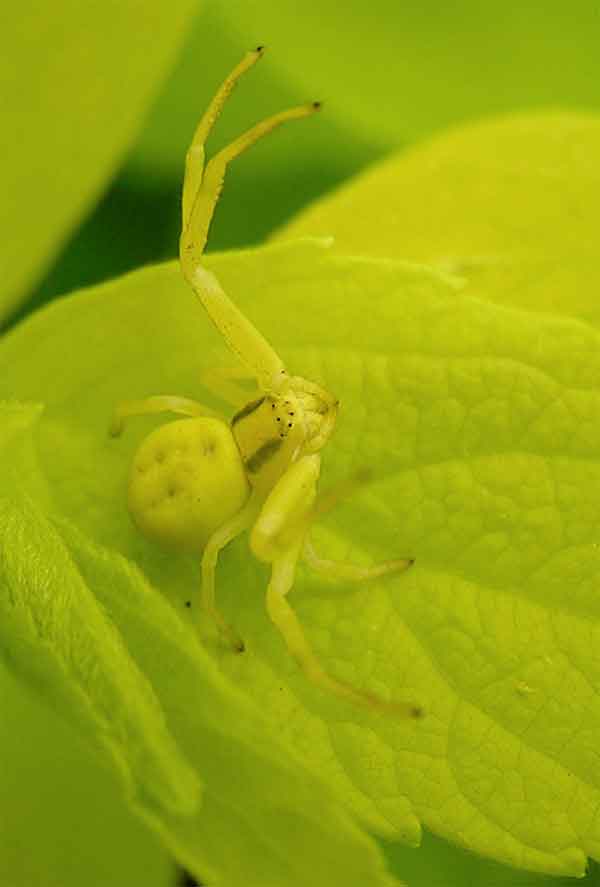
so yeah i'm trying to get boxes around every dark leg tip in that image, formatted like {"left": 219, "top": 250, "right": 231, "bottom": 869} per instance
{"left": 177, "top": 867, "right": 201, "bottom": 886}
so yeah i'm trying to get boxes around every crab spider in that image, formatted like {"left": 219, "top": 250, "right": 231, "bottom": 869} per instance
{"left": 112, "top": 48, "right": 422, "bottom": 720}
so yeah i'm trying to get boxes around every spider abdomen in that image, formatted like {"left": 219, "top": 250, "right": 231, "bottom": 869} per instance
{"left": 127, "top": 417, "right": 249, "bottom": 552}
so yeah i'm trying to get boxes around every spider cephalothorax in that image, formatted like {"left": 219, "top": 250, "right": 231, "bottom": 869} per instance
{"left": 230, "top": 375, "right": 338, "bottom": 492}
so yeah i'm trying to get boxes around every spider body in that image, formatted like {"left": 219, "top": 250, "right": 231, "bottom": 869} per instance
{"left": 112, "top": 49, "right": 422, "bottom": 719}
{"left": 231, "top": 389, "right": 309, "bottom": 495}
{"left": 127, "top": 417, "right": 249, "bottom": 552}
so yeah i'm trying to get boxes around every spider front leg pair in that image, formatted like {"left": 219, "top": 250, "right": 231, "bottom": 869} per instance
{"left": 111, "top": 49, "right": 422, "bottom": 719}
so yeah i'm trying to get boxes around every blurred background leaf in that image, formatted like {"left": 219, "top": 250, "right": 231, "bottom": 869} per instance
{"left": 0, "top": 0, "right": 198, "bottom": 323}
{"left": 13, "top": 0, "right": 600, "bottom": 328}
{"left": 219, "top": 0, "right": 600, "bottom": 147}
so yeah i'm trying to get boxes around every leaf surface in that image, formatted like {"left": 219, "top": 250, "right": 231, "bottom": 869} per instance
{"left": 279, "top": 112, "right": 600, "bottom": 324}
{"left": 0, "top": 395, "right": 402, "bottom": 886}
{"left": 0, "top": 661, "right": 172, "bottom": 887}
{"left": 1, "top": 230, "right": 599, "bottom": 875}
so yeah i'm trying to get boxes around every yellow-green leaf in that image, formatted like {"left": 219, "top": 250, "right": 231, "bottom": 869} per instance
{"left": 0, "top": 372, "right": 403, "bottom": 887}
{"left": 0, "top": 663, "right": 172, "bottom": 887}
{"left": 278, "top": 112, "right": 600, "bottom": 324}
{"left": 0, "top": 0, "right": 197, "bottom": 320}
{"left": 1, "top": 234, "right": 599, "bottom": 876}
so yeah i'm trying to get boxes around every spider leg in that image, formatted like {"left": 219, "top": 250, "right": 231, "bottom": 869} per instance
{"left": 182, "top": 47, "right": 265, "bottom": 231}
{"left": 182, "top": 100, "right": 321, "bottom": 269}
{"left": 302, "top": 537, "right": 413, "bottom": 583}
{"left": 110, "top": 395, "right": 219, "bottom": 437}
{"left": 201, "top": 496, "right": 258, "bottom": 651}
{"left": 309, "top": 469, "right": 373, "bottom": 519}
{"left": 286, "top": 375, "right": 339, "bottom": 451}
{"left": 251, "top": 455, "right": 422, "bottom": 717}
{"left": 303, "top": 469, "right": 414, "bottom": 580}
{"left": 266, "top": 541, "right": 421, "bottom": 718}
{"left": 200, "top": 366, "right": 260, "bottom": 409}
{"left": 179, "top": 50, "right": 320, "bottom": 392}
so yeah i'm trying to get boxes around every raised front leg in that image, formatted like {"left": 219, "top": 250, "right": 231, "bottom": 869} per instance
{"left": 181, "top": 48, "right": 266, "bottom": 234}
{"left": 178, "top": 48, "right": 320, "bottom": 392}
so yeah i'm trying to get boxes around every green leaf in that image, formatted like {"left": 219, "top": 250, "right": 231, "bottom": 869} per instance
{"left": 0, "top": 399, "right": 402, "bottom": 887}
{"left": 1, "top": 229, "right": 599, "bottom": 876}
{"left": 0, "top": 663, "right": 172, "bottom": 887}
{"left": 0, "top": 0, "right": 198, "bottom": 321}
{"left": 278, "top": 111, "right": 600, "bottom": 324}
{"left": 58, "top": 516, "right": 406, "bottom": 887}
{"left": 0, "top": 498, "right": 202, "bottom": 819}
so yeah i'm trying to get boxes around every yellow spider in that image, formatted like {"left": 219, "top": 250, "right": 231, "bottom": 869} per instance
{"left": 111, "top": 48, "right": 422, "bottom": 719}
